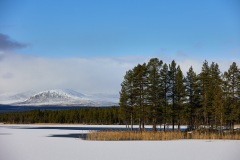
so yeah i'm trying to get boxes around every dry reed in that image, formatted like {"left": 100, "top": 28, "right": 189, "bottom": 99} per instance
{"left": 87, "top": 130, "right": 240, "bottom": 141}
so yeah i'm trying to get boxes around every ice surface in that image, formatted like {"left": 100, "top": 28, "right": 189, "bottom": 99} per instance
{"left": 0, "top": 124, "right": 240, "bottom": 160}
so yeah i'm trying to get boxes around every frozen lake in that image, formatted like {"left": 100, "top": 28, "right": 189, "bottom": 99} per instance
{"left": 0, "top": 124, "right": 240, "bottom": 160}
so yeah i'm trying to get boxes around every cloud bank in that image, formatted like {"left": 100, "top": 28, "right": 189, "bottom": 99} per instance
{"left": 0, "top": 53, "right": 143, "bottom": 95}
{"left": 0, "top": 52, "right": 239, "bottom": 95}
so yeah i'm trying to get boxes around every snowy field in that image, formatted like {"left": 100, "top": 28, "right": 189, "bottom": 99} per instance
{"left": 0, "top": 124, "right": 240, "bottom": 160}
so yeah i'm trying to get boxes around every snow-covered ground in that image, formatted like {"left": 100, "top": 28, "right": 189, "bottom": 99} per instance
{"left": 0, "top": 124, "right": 240, "bottom": 160}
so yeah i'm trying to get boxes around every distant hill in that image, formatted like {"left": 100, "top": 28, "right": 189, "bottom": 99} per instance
{"left": 0, "top": 89, "right": 118, "bottom": 107}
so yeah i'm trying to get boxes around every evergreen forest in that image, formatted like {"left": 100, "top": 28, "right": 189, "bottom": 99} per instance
{"left": 0, "top": 107, "right": 120, "bottom": 124}
{"left": 119, "top": 58, "right": 240, "bottom": 131}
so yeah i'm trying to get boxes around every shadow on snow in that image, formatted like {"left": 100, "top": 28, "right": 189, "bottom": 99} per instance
{"left": 47, "top": 133, "right": 88, "bottom": 139}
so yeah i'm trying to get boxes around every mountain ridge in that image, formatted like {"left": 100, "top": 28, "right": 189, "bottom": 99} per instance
{"left": 0, "top": 89, "right": 118, "bottom": 107}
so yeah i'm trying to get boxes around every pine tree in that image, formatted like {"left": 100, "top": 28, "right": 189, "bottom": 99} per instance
{"left": 146, "top": 58, "right": 163, "bottom": 131}
{"left": 133, "top": 63, "right": 148, "bottom": 130}
{"left": 169, "top": 60, "right": 177, "bottom": 130}
{"left": 175, "top": 66, "right": 186, "bottom": 130}
{"left": 199, "top": 60, "right": 211, "bottom": 127}
{"left": 208, "top": 62, "right": 222, "bottom": 128}
{"left": 160, "top": 63, "right": 170, "bottom": 131}
{"left": 185, "top": 66, "right": 200, "bottom": 130}
{"left": 238, "top": 69, "right": 240, "bottom": 124}
{"left": 119, "top": 70, "right": 134, "bottom": 130}
{"left": 212, "top": 87, "right": 224, "bottom": 133}
{"left": 224, "top": 62, "right": 240, "bottom": 130}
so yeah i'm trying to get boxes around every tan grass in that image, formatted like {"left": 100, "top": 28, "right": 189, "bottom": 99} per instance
{"left": 188, "top": 131, "right": 240, "bottom": 140}
{"left": 87, "top": 130, "right": 240, "bottom": 141}
{"left": 88, "top": 131, "right": 185, "bottom": 141}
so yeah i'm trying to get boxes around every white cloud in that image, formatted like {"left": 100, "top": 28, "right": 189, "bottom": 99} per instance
{"left": 0, "top": 52, "right": 239, "bottom": 95}
{"left": 0, "top": 53, "right": 141, "bottom": 95}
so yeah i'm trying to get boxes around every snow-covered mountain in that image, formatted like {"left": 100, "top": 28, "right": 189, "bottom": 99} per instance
{"left": 23, "top": 90, "right": 80, "bottom": 103}
{"left": 2, "top": 89, "right": 118, "bottom": 107}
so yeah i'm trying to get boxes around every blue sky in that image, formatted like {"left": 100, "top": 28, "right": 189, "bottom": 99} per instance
{"left": 1, "top": 0, "right": 239, "bottom": 58}
{"left": 0, "top": 0, "right": 240, "bottom": 95}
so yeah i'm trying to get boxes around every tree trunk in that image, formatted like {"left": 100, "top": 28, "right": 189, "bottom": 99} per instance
{"left": 172, "top": 104, "right": 175, "bottom": 131}
{"left": 172, "top": 118, "right": 175, "bottom": 131}
{"left": 139, "top": 118, "right": 142, "bottom": 131}
{"left": 142, "top": 110, "right": 145, "bottom": 131}
{"left": 153, "top": 118, "right": 157, "bottom": 131}
{"left": 131, "top": 113, "right": 133, "bottom": 131}
{"left": 178, "top": 119, "right": 180, "bottom": 131}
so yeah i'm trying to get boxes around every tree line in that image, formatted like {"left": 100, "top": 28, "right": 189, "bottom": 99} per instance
{"left": 0, "top": 107, "right": 120, "bottom": 124}
{"left": 119, "top": 58, "right": 240, "bottom": 131}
